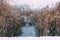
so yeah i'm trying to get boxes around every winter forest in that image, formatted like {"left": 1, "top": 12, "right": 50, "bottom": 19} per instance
{"left": 0, "top": 0, "right": 60, "bottom": 37}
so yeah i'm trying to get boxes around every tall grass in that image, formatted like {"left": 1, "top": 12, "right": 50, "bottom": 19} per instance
{"left": 0, "top": 0, "right": 60, "bottom": 37}
{"left": 0, "top": 0, "right": 22, "bottom": 37}
{"left": 35, "top": 2, "right": 60, "bottom": 36}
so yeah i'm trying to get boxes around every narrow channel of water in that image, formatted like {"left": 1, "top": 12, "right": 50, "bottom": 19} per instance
{"left": 19, "top": 24, "right": 36, "bottom": 37}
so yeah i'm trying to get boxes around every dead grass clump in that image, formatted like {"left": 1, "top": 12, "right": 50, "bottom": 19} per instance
{"left": 35, "top": 2, "right": 60, "bottom": 36}
{"left": 0, "top": 0, "right": 22, "bottom": 37}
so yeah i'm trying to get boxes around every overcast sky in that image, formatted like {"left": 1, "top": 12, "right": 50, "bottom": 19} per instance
{"left": 7, "top": 0, "right": 60, "bottom": 8}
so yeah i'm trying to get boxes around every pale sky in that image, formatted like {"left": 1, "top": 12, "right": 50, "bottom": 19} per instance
{"left": 7, "top": 0, "right": 60, "bottom": 8}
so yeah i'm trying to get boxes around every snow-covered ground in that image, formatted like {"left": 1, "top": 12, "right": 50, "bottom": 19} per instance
{"left": 18, "top": 24, "right": 36, "bottom": 37}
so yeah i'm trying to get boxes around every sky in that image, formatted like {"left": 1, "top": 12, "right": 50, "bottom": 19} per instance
{"left": 7, "top": 0, "right": 60, "bottom": 8}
